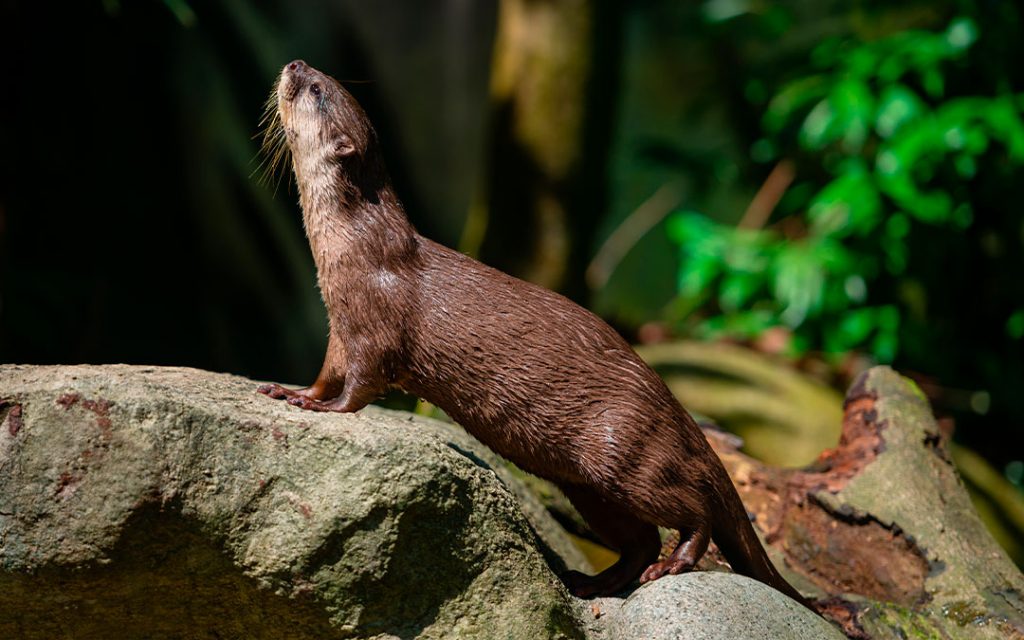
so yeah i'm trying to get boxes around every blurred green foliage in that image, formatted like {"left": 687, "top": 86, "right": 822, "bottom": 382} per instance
{"left": 665, "top": 17, "right": 1024, "bottom": 362}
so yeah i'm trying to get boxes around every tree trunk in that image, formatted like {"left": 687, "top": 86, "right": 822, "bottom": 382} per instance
{"left": 467, "top": 0, "right": 615, "bottom": 298}
{"left": 705, "top": 366, "right": 1024, "bottom": 639}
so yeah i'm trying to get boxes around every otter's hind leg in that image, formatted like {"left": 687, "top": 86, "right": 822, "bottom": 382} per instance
{"left": 638, "top": 520, "right": 710, "bottom": 583}
{"left": 559, "top": 484, "right": 661, "bottom": 598}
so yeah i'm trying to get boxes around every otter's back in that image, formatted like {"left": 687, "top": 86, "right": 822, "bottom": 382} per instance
{"left": 403, "top": 238, "right": 700, "bottom": 483}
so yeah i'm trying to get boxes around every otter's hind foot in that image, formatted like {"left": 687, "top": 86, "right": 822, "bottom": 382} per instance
{"left": 639, "top": 522, "right": 710, "bottom": 584}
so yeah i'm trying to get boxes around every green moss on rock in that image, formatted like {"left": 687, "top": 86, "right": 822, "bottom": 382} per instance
{"left": 0, "top": 365, "right": 583, "bottom": 639}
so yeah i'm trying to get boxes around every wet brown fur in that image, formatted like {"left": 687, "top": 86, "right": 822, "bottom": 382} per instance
{"left": 258, "top": 60, "right": 808, "bottom": 605}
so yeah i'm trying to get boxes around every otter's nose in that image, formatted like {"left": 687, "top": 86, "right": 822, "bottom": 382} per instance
{"left": 287, "top": 60, "right": 307, "bottom": 74}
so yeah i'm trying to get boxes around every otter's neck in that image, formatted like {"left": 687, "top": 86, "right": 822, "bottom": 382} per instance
{"left": 295, "top": 159, "right": 417, "bottom": 273}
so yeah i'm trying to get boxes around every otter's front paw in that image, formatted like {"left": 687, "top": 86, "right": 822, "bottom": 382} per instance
{"left": 285, "top": 395, "right": 333, "bottom": 412}
{"left": 258, "top": 383, "right": 296, "bottom": 399}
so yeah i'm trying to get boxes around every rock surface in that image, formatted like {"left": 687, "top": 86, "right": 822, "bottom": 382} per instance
{"left": 583, "top": 572, "right": 844, "bottom": 640}
{"left": 0, "top": 365, "right": 585, "bottom": 640}
{"left": 0, "top": 364, "right": 852, "bottom": 640}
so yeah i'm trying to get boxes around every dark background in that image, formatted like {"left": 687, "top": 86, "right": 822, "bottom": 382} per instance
{"left": 0, "top": 0, "right": 500, "bottom": 381}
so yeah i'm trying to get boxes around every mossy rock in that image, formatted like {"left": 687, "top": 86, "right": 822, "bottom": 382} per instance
{"left": 0, "top": 365, "right": 584, "bottom": 640}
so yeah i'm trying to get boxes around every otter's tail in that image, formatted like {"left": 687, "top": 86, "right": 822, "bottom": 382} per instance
{"left": 709, "top": 468, "right": 812, "bottom": 610}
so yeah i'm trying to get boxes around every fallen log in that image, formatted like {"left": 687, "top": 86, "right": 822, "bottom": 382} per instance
{"left": 707, "top": 366, "right": 1024, "bottom": 639}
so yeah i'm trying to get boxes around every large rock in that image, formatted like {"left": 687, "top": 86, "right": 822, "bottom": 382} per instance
{"left": 0, "top": 364, "right": 585, "bottom": 639}
{"left": 0, "top": 364, "right": 856, "bottom": 639}
{"left": 583, "top": 572, "right": 843, "bottom": 640}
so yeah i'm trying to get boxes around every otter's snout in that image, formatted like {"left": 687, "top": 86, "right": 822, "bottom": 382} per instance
{"left": 281, "top": 59, "right": 310, "bottom": 102}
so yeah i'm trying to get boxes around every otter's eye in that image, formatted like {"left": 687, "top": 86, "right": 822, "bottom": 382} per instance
{"left": 310, "top": 83, "right": 322, "bottom": 98}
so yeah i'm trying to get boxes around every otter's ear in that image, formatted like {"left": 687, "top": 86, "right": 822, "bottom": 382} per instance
{"left": 334, "top": 134, "right": 357, "bottom": 158}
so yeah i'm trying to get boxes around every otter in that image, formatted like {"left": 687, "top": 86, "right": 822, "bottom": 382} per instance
{"left": 257, "top": 59, "right": 807, "bottom": 604}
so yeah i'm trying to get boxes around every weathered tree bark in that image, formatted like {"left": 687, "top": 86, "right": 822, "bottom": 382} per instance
{"left": 705, "top": 366, "right": 1024, "bottom": 639}
{"left": 467, "top": 0, "right": 618, "bottom": 299}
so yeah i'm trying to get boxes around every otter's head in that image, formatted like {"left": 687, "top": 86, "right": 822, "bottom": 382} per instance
{"left": 260, "top": 60, "right": 379, "bottom": 196}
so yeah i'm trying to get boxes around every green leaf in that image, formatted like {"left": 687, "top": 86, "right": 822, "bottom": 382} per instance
{"left": 697, "top": 310, "right": 778, "bottom": 340}
{"left": 811, "top": 38, "right": 843, "bottom": 69}
{"left": 875, "top": 85, "right": 924, "bottom": 138}
{"left": 800, "top": 80, "right": 874, "bottom": 151}
{"left": 954, "top": 154, "right": 976, "bottom": 178}
{"left": 876, "top": 120, "right": 955, "bottom": 222}
{"left": 666, "top": 211, "right": 713, "bottom": 245}
{"left": 885, "top": 213, "right": 910, "bottom": 239}
{"left": 772, "top": 242, "right": 826, "bottom": 327}
{"left": 882, "top": 236, "right": 908, "bottom": 274}
{"left": 922, "top": 68, "right": 945, "bottom": 98}
{"left": 844, "top": 274, "right": 867, "bottom": 303}
{"left": 945, "top": 17, "right": 978, "bottom": 51}
{"left": 677, "top": 254, "right": 721, "bottom": 297}
{"left": 764, "top": 76, "right": 828, "bottom": 133}
{"left": 981, "top": 96, "right": 1024, "bottom": 160}
{"left": 877, "top": 305, "right": 900, "bottom": 331}
{"left": 872, "top": 328, "right": 899, "bottom": 363}
{"left": 719, "top": 272, "right": 764, "bottom": 312}
{"left": 833, "top": 307, "right": 878, "bottom": 350}
{"left": 872, "top": 306, "right": 901, "bottom": 362}
{"left": 723, "top": 230, "right": 773, "bottom": 271}
{"left": 846, "top": 46, "right": 879, "bottom": 78}
{"left": 668, "top": 212, "right": 731, "bottom": 297}
{"left": 799, "top": 98, "right": 835, "bottom": 149}
{"left": 833, "top": 79, "right": 874, "bottom": 151}
{"left": 881, "top": 215, "right": 911, "bottom": 274}
{"left": 808, "top": 163, "right": 881, "bottom": 237}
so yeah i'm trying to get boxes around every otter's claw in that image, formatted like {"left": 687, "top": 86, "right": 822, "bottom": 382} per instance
{"left": 286, "top": 395, "right": 336, "bottom": 412}
{"left": 639, "top": 559, "right": 691, "bottom": 583}
{"left": 258, "top": 383, "right": 297, "bottom": 399}
{"left": 287, "top": 396, "right": 316, "bottom": 409}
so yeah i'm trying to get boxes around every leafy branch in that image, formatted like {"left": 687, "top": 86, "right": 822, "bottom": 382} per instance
{"left": 667, "top": 17, "right": 1024, "bottom": 362}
